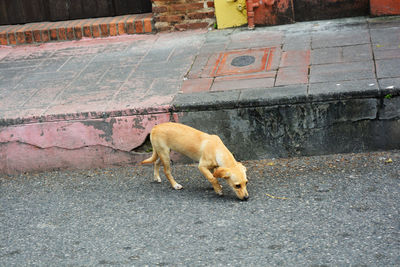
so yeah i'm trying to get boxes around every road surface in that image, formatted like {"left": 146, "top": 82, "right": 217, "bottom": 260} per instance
{"left": 1, "top": 151, "right": 399, "bottom": 266}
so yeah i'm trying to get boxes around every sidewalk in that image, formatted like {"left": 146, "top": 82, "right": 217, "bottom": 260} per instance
{"left": 1, "top": 16, "right": 400, "bottom": 173}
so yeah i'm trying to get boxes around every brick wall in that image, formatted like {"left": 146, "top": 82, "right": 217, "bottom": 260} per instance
{"left": 152, "top": 0, "right": 215, "bottom": 31}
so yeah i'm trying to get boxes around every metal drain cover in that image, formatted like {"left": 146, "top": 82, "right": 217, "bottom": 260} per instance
{"left": 231, "top": 55, "right": 256, "bottom": 67}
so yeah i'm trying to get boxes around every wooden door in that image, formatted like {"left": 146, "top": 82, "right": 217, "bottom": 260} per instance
{"left": 0, "top": 0, "right": 152, "bottom": 25}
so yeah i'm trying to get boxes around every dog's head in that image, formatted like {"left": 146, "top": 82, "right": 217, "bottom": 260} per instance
{"left": 213, "top": 163, "right": 249, "bottom": 201}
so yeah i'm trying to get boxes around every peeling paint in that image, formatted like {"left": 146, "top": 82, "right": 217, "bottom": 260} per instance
{"left": 81, "top": 118, "right": 116, "bottom": 143}
{"left": 0, "top": 112, "right": 172, "bottom": 173}
{"left": 0, "top": 141, "right": 148, "bottom": 174}
{"left": 132, "top": 116, "right": 146, "bottom": 130}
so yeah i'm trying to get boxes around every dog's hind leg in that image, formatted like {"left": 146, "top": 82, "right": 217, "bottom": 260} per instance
{"left": 154, "top": 158, "right": 162, "bottom": 183}
{"left": 158, "top": 148, "right": 183, "bottom": 190}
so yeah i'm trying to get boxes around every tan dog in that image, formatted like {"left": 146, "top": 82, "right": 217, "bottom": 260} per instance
{"left": 141, "top": 122, "right": 249, "bottom": 200}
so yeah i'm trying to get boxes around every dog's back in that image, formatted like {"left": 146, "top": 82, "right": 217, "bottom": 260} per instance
{"left": 150, "top": 122, "right": 210, "bottom": 161}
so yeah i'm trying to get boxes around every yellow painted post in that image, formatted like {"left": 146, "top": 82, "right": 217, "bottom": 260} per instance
{"left": 214, "top": 0, "right": 248, "bottom": 29}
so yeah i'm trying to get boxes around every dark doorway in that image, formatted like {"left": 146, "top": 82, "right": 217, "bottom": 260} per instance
{"left": 0, "top": 0, "right": 152, "bottom": 25}
{"left": 293, "top": 0, "right": 369, "bottom": 22}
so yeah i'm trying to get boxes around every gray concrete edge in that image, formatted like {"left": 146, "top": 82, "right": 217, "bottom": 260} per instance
{"left": 172, "top": 84, "right": 400, "bottom": 161}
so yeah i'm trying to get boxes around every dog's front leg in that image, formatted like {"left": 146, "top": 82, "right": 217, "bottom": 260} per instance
{"left": 198, "top": 166, "right": 223, "bottom": 196}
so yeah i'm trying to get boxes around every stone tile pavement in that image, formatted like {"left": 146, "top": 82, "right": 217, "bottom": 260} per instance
{"left": 0, "top": 16, "right": 399, "bottom": 124}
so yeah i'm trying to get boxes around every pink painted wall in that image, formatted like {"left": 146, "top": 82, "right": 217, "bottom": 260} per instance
{"left": 0, "top": 113, "right": 172, "bottom": 174}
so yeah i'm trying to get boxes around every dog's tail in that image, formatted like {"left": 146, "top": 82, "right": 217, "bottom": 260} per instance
{"left": 141, "top": 151, "right": 158, "bottom": 164}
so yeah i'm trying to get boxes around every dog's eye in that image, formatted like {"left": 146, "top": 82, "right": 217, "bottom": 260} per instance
{"left": 235, "top": 184, "right": 241, "bottom": 189}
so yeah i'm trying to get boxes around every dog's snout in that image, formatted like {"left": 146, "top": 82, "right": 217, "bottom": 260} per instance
{"left": 242, "top": 195, "right": 249, "bottom": 201}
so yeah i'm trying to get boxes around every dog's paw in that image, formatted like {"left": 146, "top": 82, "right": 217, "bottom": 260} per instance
{"left": 154, "top": 177, "right": 162, "bottom": 183}
{"left": 214, "top": 185, "right": 224, "bottom": 196}
{"left": 174, "top": 184, "right": 183, "bottom": 190}
{"left": 215, "top": 186, "right": 223, "bottom": 196}
{"left": 216, "top": 190, "right": 223, "bottom": 196}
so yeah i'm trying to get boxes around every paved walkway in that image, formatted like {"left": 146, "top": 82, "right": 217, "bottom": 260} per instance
{"left": 0, "top": 16, "right": 399, "bottom": 173}
{"left": 1, "top": 16, "right": 399, "bottom": 124}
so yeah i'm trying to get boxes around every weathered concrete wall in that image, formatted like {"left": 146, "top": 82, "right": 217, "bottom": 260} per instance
{"left": 1, "top": 94, "right": 399, "bottom": 174}
{"left": 0, "top": 113, "right": 171, "bottom": 174}
{"left": 176, "top": 97, "right": 400, "bottom": 161}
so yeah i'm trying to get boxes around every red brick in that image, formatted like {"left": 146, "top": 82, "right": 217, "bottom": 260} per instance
{"left": 92, "top": 23, "right": 100, "bottom": 38}
{"left": 41, "top": 29, "right": 50, "bottom": 42}
{"left": 2, "top": 25, "right": 18, "bottom": 45}
{"left": 58, "top": 27, "right": 67, "bottom": 40}
{"left": 135, "top": 20, "right": 143, "bottom": 34}
{"left": 109, "top": 17, "right": 119, "bottom": 36}
{"left": 188, "top": 11, "right": 215, "bottom": 20}
{"left": 126, "top": 21, "right": 135, "bottom": 34}
{"left": 49, "top": 26, "right": 58, "bottom": 40}
{"left": 126, "top": 15, "right": 137, "bottom": 34}
{"left": 73, "top": 19, "right": 86, "bottom": 39}
{"left": 0, "top": 26, "right": 12, "bottom": 45}
{"left": 207, "top": 1, "right": 214, "bottom": 8}
{"left": 82, "top": 22, "right": 92, "bottom": 38}
{"left": 24, "top": 30, "right": 33, "bottom": 43}
{"left": 33, "top": 28, "right": 41, "bottom": 42}
{"left": 16, "top": 31, "right": 26, "bottom": 44}
{"left": 0, "top": 33, "right": 8, "bottom": 45}
{"left": 175, "top": 22, "right": 209, "bottom": 31}
{"left": 170, "top": 3, "right": 204, "bottom": 12}
{"left": 66, "top": 20, "right": 82, "bottom": 40}
{"left": 185, "top": 3, "right": 205, "bottom": 11}
{"left": 144, "top": 18, "right": 153, "bottom": 33}
{"left": 31, "top": 23, "right": 46, "bottom": 43}
{"left": 117, "top": 20, "right": 126, "bottom": 35}
{"left": 169, "top": 4, "right": 187, "bottom": 12}
{"left": 22, "top": 23, "right": 39, "bottom": 43}
{"left": 156, "top": 15, "right": 184, "bottom": 23}
{"left": 8, "top": 32, "right": 16, "bottom": 45}
{"left": 74, "top": 25, "right": 83, "bottom": 39}
{"left": 181, "top": 78, "right": 213, "bottom": 93}
{"left": 66, "top": 27, "right": 75, "bottom": 40}
{"left": 115, "top": 15, "right": 129, "bottom": 35}
{"left": 100, "top": 23, "right": 109, "bottom": 37}
{"left": 108, "top": 23, "right": 116, "bottom": 36}
{"left": 14, "top": 25, "right": 28, "bottom": 44}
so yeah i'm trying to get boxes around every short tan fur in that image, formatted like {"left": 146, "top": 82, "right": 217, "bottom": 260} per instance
{"left": 141, "top": 122, "right": 249, "bottom": 200}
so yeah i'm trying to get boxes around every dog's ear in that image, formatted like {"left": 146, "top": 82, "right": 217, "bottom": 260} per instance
{"left": 213, "top": 167, "right": 230, "bottom": 179}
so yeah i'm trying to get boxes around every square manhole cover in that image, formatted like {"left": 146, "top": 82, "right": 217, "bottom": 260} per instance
{"left": 211, "top": 47, "right": 275, "bottom": 77}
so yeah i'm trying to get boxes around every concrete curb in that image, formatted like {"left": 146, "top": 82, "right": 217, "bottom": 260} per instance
{"left": 174, "top": 84, "right": 400, "bottom": 160}
{"left": 1, "top": 83, "right": 399, "bottom": 174}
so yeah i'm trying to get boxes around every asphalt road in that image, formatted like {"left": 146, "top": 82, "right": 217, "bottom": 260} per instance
{"left": 1, "top": 151, "right": 399, "bottom": 266}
